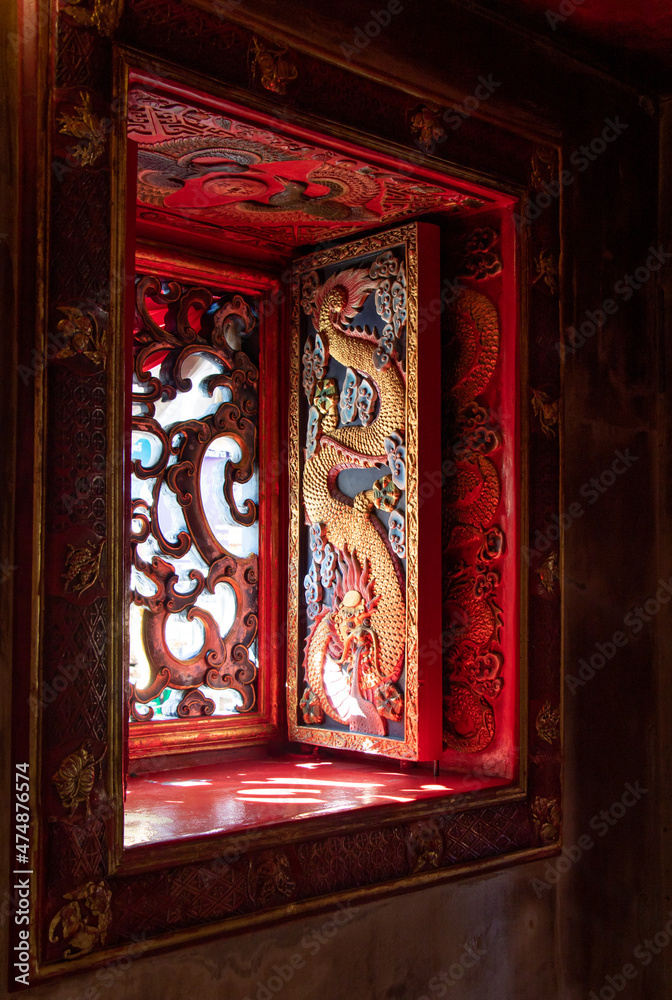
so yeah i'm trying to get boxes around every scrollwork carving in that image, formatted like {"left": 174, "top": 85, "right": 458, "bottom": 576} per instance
{"left": 129, "top": 275, "right": 260, "bottom": 720}
{"left": 460, "top": 227, "right": 502, "bottom": 279}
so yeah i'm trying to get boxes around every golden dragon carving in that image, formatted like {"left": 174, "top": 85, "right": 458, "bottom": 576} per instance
{"left": 300, "top": 265, "right": 407, "bottom": 734}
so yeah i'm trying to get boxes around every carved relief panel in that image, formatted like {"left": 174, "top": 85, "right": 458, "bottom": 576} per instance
{"left": 287, "top": 223, "right": 443, "bottom": 760}
{"left": 440, "top": 219, "right": 519, "bottom": 775}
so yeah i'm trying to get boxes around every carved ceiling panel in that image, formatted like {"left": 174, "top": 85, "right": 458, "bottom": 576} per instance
{"left": 128, "top": 85, "right": 495, "bottom": 252}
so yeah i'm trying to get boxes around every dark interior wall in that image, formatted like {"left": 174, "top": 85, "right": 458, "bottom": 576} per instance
{"left": 2, "top": 2, "right": 666, "bottom": 998}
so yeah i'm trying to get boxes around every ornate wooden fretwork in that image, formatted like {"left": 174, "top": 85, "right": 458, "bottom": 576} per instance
{"left": 129, "top": 275, "right": 260, "bottom": 720}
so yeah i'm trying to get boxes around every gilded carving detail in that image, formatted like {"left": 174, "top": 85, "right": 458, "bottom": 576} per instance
{"left": 533, "top": 250, "right": 559, "bottom": 294}
{"left": 530, "top": 388, "right": 558, "bottom": 437}
{"left": 531, "top": 796, "right": 561, "bottom": 845}
{"left": 249, "top": 36, "right": 298, "bottom": 94}
{"left": 536, "top": 701, "right": 560, "bottom": 745}
{"left": 410, "top": 105, "right": 446, "bottom": 150}
{"left": 63, "top": 538, "right": 105, "bottom": 595}
{"left": 56, "top": 304, "right": 107, "bottom": 367}
{"left": 59, "top": 0, "right": 123, "bottom": 36}
{"left": 48, "top": 880, "right": 112, "bottom": 960}
{"left": 247, "top": 852, "right": 295, "bottom": 907}
{"left": 538, "top": 551, "right": 559, "bottom": 594}
{"left": 58, "top": 92, "right": 106, "bottom": 167}
{"left": 407, "top": 819, "right": 444, "bottom": 873}
{"left": 53, "top": 742, "right": 107, "bottom": 819}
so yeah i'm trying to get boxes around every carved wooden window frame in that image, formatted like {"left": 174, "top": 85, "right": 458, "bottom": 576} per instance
{"left": 10, "top": 3, "right": 563, "bottom": 985}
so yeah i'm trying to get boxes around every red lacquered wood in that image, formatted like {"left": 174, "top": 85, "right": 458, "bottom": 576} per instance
{"left": 124, "top": 754, "right": 509, "bottom": 848}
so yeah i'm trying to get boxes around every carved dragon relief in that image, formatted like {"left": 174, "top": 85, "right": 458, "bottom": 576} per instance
{"left": 129, "top": 275, "right": 260, "bottom": 720}
{"left": 442, "top": 278, "right": 506, "bottom": 753}
{"left": 295, "top": 247, "right": 410, "bottom": 746}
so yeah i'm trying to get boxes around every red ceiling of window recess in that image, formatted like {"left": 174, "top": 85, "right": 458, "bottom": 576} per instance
{"left": 128, "top": 73, "right": 514, "bottom": 264}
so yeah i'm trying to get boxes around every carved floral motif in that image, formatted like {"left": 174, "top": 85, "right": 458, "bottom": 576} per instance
{"left": 530, "top": 148, "right": 557, "bottom": 192}
{"left": 249, "top": 36, "right": 298, "bottom": 94}
{"left": 63, "top": 538, "right": 105, "bottom": 595}
{"left": 531, "top": 388, "right": 559, "bottom": 437}
{"left": 53, "top": 742, "right": 107, "bottom": 819}
{"left": 535, "top": 701, "right": 560, "bottom": 744}
{"left": 407, "top": 819, "right": 444, "bottom": 873}
{"left": 58, "top": 92, "right": 106, "bottom": 166}
{"left": 410, "top": 105, "right": 446, "bottom": 150}
{"left": 48, "top": 880, "right": 112, "bottom": 960}
{"left": 247, "top": 852, "right": 295, "bottom": 906}
{"left": 56, "top": 304, "right": 107, "bottom": 367}
{"left": 531, "top": 796, "right": 561, "bottom": 844}
{"left": 533, "top": 250, "right": 559, "bottom": 294}
{"left": 538, "top": 551, "right": 559, "bottom": 594}
{"left": 59, "top": 0, "right": 123, "bottom": 36}
{"left": 372, "top": 474, "right": 401, "bottom": 513}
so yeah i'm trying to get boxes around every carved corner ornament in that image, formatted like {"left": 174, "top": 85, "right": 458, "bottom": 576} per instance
{"left": 48, "top": 880, "right": 112, "bottom": 960}
{"left": 63, "top": 538, "right": 105, "bottom": 596}
{"left": 537, "top": 551, "right": 559, "bottom": 595}
{"left": 53, "top": 742, "right": 107, "bottom": 820}
{"left": 410, "top": 105, "right": 446, "bottom": 150}
{"left": 532, "top": 250, "right": 559, "bottom": 294}
{"left": 56, "top": 304, "right": 108, "bottom": 367}
{"left": 58, "top": 91, "right": 107, "bottom": 167}
{"left": 249, "top": 36, "right": 298, "bottom": 94}
{"left": 59, "top": 0, "right": 123, "bottom": 36}
{"left": 460, "top": 227, "right": 502, "bottom": 280}
{"left": 531, "top": 796, "right": 561, "bottom": 845}
{"left": 535, "top": 701, "right": 560, "bottom": 745}
{"left": 530, "top": 388, "right": 558, "bottom": 437}
{"left": 247, "top": 851, "right": 295, "bottom": 907}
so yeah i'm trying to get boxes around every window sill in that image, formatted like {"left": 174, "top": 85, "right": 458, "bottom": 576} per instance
{"left": 123, "top": 751, "right": 514, "bottom": 855}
